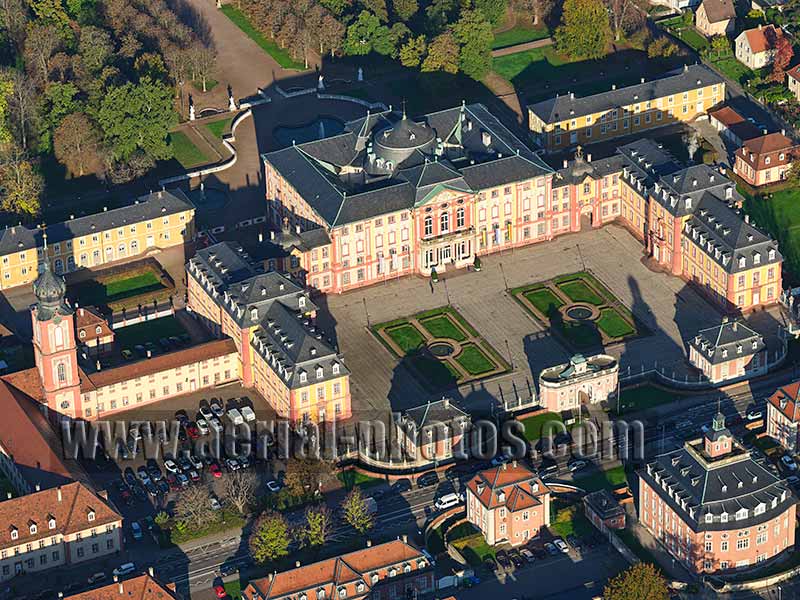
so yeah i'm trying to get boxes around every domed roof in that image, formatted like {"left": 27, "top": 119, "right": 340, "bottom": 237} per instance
{"left": 33, "top": 263, "right": 66, "bottom": 316}
{"left": 375, "top": 117, "right": 435, "bottom": 151}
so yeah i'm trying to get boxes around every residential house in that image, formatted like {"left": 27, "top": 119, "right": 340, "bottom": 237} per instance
{"left": 696, "top": 0, "right": 736, "bottom": 37}
{"left": 709, "top": 107, "right": 762, "bottom": 147}
{"left": 735, "top": 24, "right": 785, "bottom": 69}
{"left": 394, "top": 397, "right": 470, "bottom": 466}
{"left": 584, "top": 489, "right": 626, "bottom": 530}
{"left": 767, "top": 381, "right": 800, "bottom": 452}
{"left": 734, "top": 131, "right": 796, "bottom": 187}
{"left": 64, "top": 571, "right": 180, "bottom": 599}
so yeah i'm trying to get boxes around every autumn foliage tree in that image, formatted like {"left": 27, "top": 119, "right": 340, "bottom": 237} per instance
{"left": 555, "top": 0, "right": 611, "bottom": 60}
{"left": 53, "top": 112, "right": 101, "bottom": 177}
{"left": 604, "top": 563, "right": 669, "bottom": 600}
{"left": 768, "top": 29, "right": 793, "bottom": 83}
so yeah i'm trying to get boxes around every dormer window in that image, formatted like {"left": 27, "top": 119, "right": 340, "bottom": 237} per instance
{"left": 318, "top": 589, "right": 325, "bottom": 600}
{"left": 299, "top": 371, "right": 307, "bottom": 383}
{"left": 299, "top": 296, "right": 306, "bottom": 308}
{"left": 87, "top": 510, "right": 95, "bottom": 522}
{"left": 250, "top": 308, "right": 258, "bottom": 321}
{"left": 780, "top": 153, "right": 785, "bottom": 161}
{"left": 739, "top": 257, "right": 746, "bottom": 268}
{"left": 755, "top": 503, "right": 766, "bottom": 515}
{"left": 338, "top": 587, "right": 346, "bottom": 598}
{"left": 9, "top": 527, "right": 17, "bottom": 540}
{"left": 29, "top": 522, "right": 36, "bottom": 535}
{"left": 736, "top": 508, "right": 748, "bottom": 519}
{"left": 356, "top": 583, "right": 365, "bottom": 593}
{"left": 737, "top": 345, "right": 742, "bottom": 354}
{"left": 316, "top": 367, "right": 324, "bottom": 379}
{"left": 766, "top": 157, "right": 771, "bottom": 165}
{"left": 705, "top": 513, "right": 713, "bottom": 523}
{"left": 722, "top": 349, "right": 728, "bottom": 358}
{"left": 389, "top": 568, "right": 397, "bottom": 577}
{"left": 48, "top": 518, "right": 56, "bottom": 530}
{"left": 721, "top": 512, "right": 728, "bottom": 522}
{"left": 752, "top": 341, "right": 758, "bottom": 350}
{"left": 769, "top": 249, "right": 776, "bottom": 260}
{"left": 332, "top": 363, "right": 340, "bottom": 375}
{"left": 754, "top": 253, "right": 761, "bottom": 265}
{"left": 403, "top": 563, "right": 411, "bottom": 573}
{"left": 371, "top": 573, "right": 379, "bottom": 584}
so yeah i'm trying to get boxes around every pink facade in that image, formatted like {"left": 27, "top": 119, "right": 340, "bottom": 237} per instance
{"left": 538, "top": 354, "right": 618, "bottom": 413}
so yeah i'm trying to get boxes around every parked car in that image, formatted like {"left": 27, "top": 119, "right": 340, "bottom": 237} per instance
{"left": 219, "top": 563, "right": 239, "bottom": 577}
{"left": 175, "top": 410, "right": 189, "bottom": 425}
{"left": 544, "top": 542, "right": 558, "bottom": 556}
{"left": 566, "top": 534, "right": 581, "bottom": 550}
{"left": 186, "top": 423, "right": 200, "bottom": 440}
{"left": 495, "top": 551, "right": 511, "bottom": 568}
{"left": 121, "top": 349, "right": 133, "bottom": 361}
{"left": 226, "top": 408, "right": 244, "bottom": 426}
{"left": 124, "top": 467, "right": 138, "bottom": 487}
{"left": 166, "top": 473, "right": 179, "bottom": 491}
{"left": 568, "top": 459, "right": 587, "bottom": 473}
{"left": 157, "top": 479, "right": 169, "bottom": 495}
{"left": 199, "top": 402, "right": 214, "bottom": 421}
{"left": 210, "top": 497, "right": 222, "bottom": 511}
{"left": 130, "top": 521, "right": 143, "bottom": 541}
{"left": 136, "top": 466, "right": 150, "bottom": 484}
{"left": 241, "top": 406, "right": 256, "bottom": 422}
{"left": 87, "top": 572, "right": 106, "bottom": 585}
{"left": 434, "top": 492, "right": 463, "bottom": 511}
{"left": 178, "top": 456, "right": 193, "bottom": 472}
{"left": 210, "top": 400, "right": 224, "bottom": 418}
{"left": 538, "top": 462, "right": 559, "bottom": 479}
{"left": 391, "top": 479, "right": 411, "bottom": 493}
{"left": 520, "top": 548, "right": 535, "bottom": 563}
{"left": 225, "top": 458, "right": 240, "bottom": 472}
{"left": 188, "top": 455, "right": 204, "bottom": 470}
{"left": 482, "top": 557, "right": 498, "bottom": 572}
{"left": 164, "top": 459, "right": 179, "bottom": 474}
{"left": 209, "top": 417, "right": 223, "bottom": 433}
{"left": 237, "top": 455, "right": 250, "bottom": 469}
{"left": 112, "top": 563, "right": 136, "bottom": 577}
{"left": 188, "top": 470, "right": 201, "bottom": 483}
{"left": 781, "top": 455, "right": 798, "bottom": 471}
{"left": 508, "top": 549, "right": 524, "bottom": 568}
{"left": 145, "top": 482, "right": 159, "bottom": 498}
{"left": 213, "top": 584, "right": 227, "bottom": 599}
{"left": 417, "top": 472, "right": 439, "bottom": 487}
{"left": 146, "top": 460, "right": 163, "bottom": 481}
{"left": 209, "top": 463, "right": 223, "bottom": 478}
{"left": 788, "top": 475, "right": 800, "bottom": 486}
{"left": 553, "top": 538, "right": 569, "bottom": 553}
{"left": 176, "top": 473, "right": 190, "bottom": 487}
{"left": 196, "top": 418, "right": 210, "bottom": 435}
{"left": 747, "top": 408, "right": 764, "bottom": 421}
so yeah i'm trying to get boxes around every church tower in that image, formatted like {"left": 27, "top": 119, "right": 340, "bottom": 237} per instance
{"left": 31, "top": 250, "right": 81, "bottom": 420}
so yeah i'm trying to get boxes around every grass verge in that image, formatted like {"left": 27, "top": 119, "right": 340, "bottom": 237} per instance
{"left": 220, "top": 5, "right": 306, "bottom": 70}
{"left": 169, "top": 131, "right": 210, "bottom": 168}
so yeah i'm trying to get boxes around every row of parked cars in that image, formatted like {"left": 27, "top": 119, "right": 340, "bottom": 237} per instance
{"left": 486, "top": 533, "right": 604, "bottom": 573}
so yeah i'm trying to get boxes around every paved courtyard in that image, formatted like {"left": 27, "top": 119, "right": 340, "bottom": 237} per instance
{"left": 320, "top": 224, "right": 732, "bottom": 420}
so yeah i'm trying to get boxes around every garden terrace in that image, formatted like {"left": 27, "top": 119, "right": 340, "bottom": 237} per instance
{"left": 372, "top": 306, "right": 509, "bottom": 391}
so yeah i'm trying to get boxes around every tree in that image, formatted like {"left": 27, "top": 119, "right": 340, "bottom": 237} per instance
{"left": 28, "top": 0, "right": 71, "bottom": 37}
{"left": 53, "top": 112, "right": 101, "bottom": 177}
{"left": 647, "top": 36, "right": 677, "bottom": 59}
{"left": 709, "top": 34, "right": 730, "bottom": 58}
{"left": 392, "top": 0, "right": 417, "bottom": 21}
{"left": 174, "top": 485, "right": 215, "bottom": 526}
{"left": 425, "top": 0, "right": 457, "bottom": 34}
{"left": 604, "top": 563, "right": 669, "bottom": 600}
{"left": 78, "top": 26, "right": 114, "bottom": 73}
{"left": 320, "top": 0, "right": 350, "bottom": 15}
{"left": 23, "top": 23, "right": 60, "bottom": 85}
{"left": 249, "top": 512, "right": 290, "bottom": 563}
{"left": 154, "top": 511, "right": 170, "bottom": 527}
{"left": 769, "top": 30, "right": 793, "bottom": 83}
{"left": 474, "top": 0, "right": 507, "bottom": 26}
{"left": 399, "top": 34, "right": 426, "bottom": 67}
{"left": 510, "top": 0, "right": 554, "bottom": 25}
{"left": 360, "top": 0, "right": 388, "bottom": 21}
{"left": 606, "top": 0, "right": 645, "bottom": 41}
{"left": 221, "top": 470, "right": 258, "bottom": 514}
{"left": 0, "top": 0, "right": 27, "bottom": 53}
{"left": 555, "top": 0, "right": 611, "bottom": 60}
{"left": 298, "top": 505, "right": 333, "bottom": 548}
{"left": 0, "top": 70, "right": 13, "bottom": 148}
{"left": 344, "top": 10, "right": 394, "bottom": 55}
{"left": 453, "top": 9, "right": 493, "bottom": 80}
{"left": 421, "top": 31, "right": 458, "bottom": 73}
{"left": 96, "top": 76, "right": 176, "bottom": 161}
{"left": 284, "top": 457, "right": 332, "bottom": 498}
{"left": 7, "top": 69, "right": 36, "bottom": 151}
{"left": 189, "top": 43, "right": 216, "bottom": 92}
{"left": 0, "top": 147, "right": 42, "bottom": 217}
{"left": 340, "top": 487, "right": 374, "bottom": 534}
{"left": 318, "top": 14, "right": 345, "bottom": 57}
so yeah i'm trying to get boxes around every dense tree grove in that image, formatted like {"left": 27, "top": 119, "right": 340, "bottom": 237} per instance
{"left": 0, "top": 0, "right": 216, "bottom": 218}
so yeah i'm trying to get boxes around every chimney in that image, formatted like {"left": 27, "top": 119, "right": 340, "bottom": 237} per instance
{"left": 6, "top": 492, "right": 10, "bottom": 499}
{"left": 118, "top": 582, "right": 123, "bottom": 594}
{"left": 586, "top": 153, "right": 592, "bottom": 162}
{"left": 80, "top": 308, "right": 85, "bottom": 316}
{"left": 270, "top": 230, "right": 275, "bottom": 241}
{"left": 148, "top": 566, "right": 154, "bottom": 577}
{"left": 295, "top": 225, "right": 301, "bottom": 235}
{"left": 35, "top": 483, "right": 40, "bottom": 491}
{"left": 366, "top": 540, "right": 372, "bottom": 547}
{"left": 612, "top": 84, "right": 616, "bottom": 90}
{"left": 103, "top": 206, "right": 107, "bottom": 212}
{"left": 57, "top": 487, "right": 62, "bottom": 502}
{"left": 443, "top": 398, "right": 450, "bottom": 409}
{"left": 258, "top": 232, "right": 263, "bottom": 243}
{"left": 146, "top": 350, "right": 152, "bottom": 359}
{"left": 782, "top": 129, "right": 786, "bottom": 136}
{"left": 745, "top": 214, "right": 750, "bottom": 224}
{"left": 563, "top": 159, "right": 568, "bottom": 168}
{"left": 640, "top": 77, "right": 645, "bottom": 83}
{"left": 268, "top": 573, "right": 274, "bottom": 582}
{"left": 113, "top": 576, "right": 118, "bottom": 583}
{"left": 569, "top": 92, "right": 574, "bottom": 99}
{"left": 733, "top": 322, "right": 738, "bottom": 332}
{"left": 758, "top": 23, "right": 762, "bottom": 29}
{"left": 295, "top": 560, "right": 301, "bottom": 568}
{"left": 401, "top": 534, "right": 408, "bottom": 543}
{"left": 96, "top": 360, "right": 101, "bottom": 371}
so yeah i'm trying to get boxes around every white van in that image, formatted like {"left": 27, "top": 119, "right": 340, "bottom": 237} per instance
{"left": 112, "top": 562, "right": 136, "bottom": 577}
{"left": 434, "top": 492, "right": 463, "bottom": 511}
{"left": 226, "top": 408, "right": 244, "bottom": 426}
{"left": 241, "top": 406, "right": 256, "bottom": 422}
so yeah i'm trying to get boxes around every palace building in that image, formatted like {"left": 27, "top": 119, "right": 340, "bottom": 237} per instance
{"left": 187, "top": 241, "right": 351, "bottom": 422}
{"left": 538, "top": 353, "right": 619, "bottom": 413}
{"left": 528, "top": 64, "right": 725, "bottom": 152}
{"left": 638, "top": 413, "right": 796, "bottom": 574}
{"left": 688, "top": 319, "right": 767, "bottom": 384}
{"left": 0, "top": 189, "right": 194, "bottom": 290}
{"left": 767, "top": 381, "right": 800, "bottom": 452}
{"left": 262, "top": 103, "right": 781, "bottom": 314}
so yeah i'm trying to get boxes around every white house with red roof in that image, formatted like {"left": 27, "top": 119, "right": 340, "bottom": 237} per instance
{"left": 767, "top": 381, "right": 800, "bottom": 452}
{"left": 465, "top": 461, "right": 551, "bottom": 547}
{"left": 735, "top": 24, "right": 785, "bottom": 70}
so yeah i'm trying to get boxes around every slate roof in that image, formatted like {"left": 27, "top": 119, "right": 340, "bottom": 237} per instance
{"left": 263, "top": 103, "right": 552, "bottom": 227}
{"left": 188, "top": 241, "right": 346, "bottom": 390}
{"left": 528, "top": 64, "right": 724, "bottom": 124}
{"left": 689, "top": 319, "right": 765, "bottom": 365}
{"left": 638, "top": 438, "right": 795, "bottom": 531}
{"left": 0, "top": 190, "right": 194, "bottom": 257}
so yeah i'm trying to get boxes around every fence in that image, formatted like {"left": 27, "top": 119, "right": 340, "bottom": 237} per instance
{"left": 110, "top": 299, "right": 175, "bottom": 329}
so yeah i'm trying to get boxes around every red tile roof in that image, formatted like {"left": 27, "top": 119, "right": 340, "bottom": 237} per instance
{"left": 65, "top": 574, "right": 179, "bottom": 600}
{"left": 75, "top": 307, "right": 114, "bottom": 344}
{"left": 736, "top": 132, "right": 796, "bottom": 171}
{"left": 788, "top": 64, "right": 800, "bottom": 82}
{"left": 0, "top": 379, "right": 75, "bottom": 488}
{"left": 246, "top": 539, "right": 429, "bottom": 599}
{"left": 466, "top": 462, "right": 549, "bottom": 510}
{"left": 0, "top": 481, "right": 121, "bottom": 548}
{"left": 82, "top": 338, "right": 236, "bottom": 389}
{"left": 710, "top": 106, "right": 745, "bottom": 127}
{"left": 743, "top": 24, "right": 784, "bottom": 54}
{"left": 768, "top": 381, "right": 800, "bottom": 422}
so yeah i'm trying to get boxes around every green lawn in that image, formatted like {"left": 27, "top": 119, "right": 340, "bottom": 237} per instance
{"left": 562, "top": 320, "right": 602, "bottom": 348}
{"left": 491, "top": 25, "right": 550, "bottom": 49}
{"left": 205, "top": 117, "right": 233, "bottom": 138}
{"left": 523, "top": 287, "right": 564, "bottom": 315}
{"left": 741, "top": 186, "right": 800, "bottom": 279}
{"left": 558, "top": 280, "right": 604, "bottom": 305}
{"left": 168, "top": 509, "right": 245, "bottom": 545}
{"left": 168, "top": 131, "right": 210, "bottom": 168}
{"left": 549, "top": 500, "right": 594, "bottom": 538}
{"left": 337, "top": 470, "right": 383, "bottom": 489}
{"left": 452, "top": 532, "right": 497, "bottom": 566}
{"left": 493, "top": 45, "right": 571, "bottom": 84}
{"left": 220, "top": 5, "right": 306, "bottom": 70}
{"left": 105, "top": 272, "right": 164, "bottom": 301}
{"left": 520, "top": 412, "right": 564, "bottom": 441}
{"left": 616, "top": 384, "right": 676, "bottom": 414}
{"left": 114, "top": 316, "right": 188, "bottom": 348}
{"left": 709, "top": 56, "right": 756, "bottom": 86}
{"left": 662, "top": 23, "right": 709, "bottom": 52}
{"left": 573, "top": 465, "right": 628, "bottom": 492}
{"left": 596, "top": 307, "right": 636, "bottom": 338}
{"left": 409, "top": 355, "right": 459, "bottom": 388}
{"left": 419, "top": 314, "right": 467, "bottom": 342}
{"left": 455, "top": 344, "right": 496, "bottom": 376}
{"left": 223, "top": 581, "right": 242, "bottom": 600}
{"left": 386, "top": 323, "right": 426, "bottom": 354}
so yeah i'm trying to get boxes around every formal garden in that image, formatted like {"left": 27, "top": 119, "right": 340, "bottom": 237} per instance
{"left": 372, "top": 306, "right": 509, "bottom": 390}
{"left": 69, "top": 260, "right": 174, "bottom": 311}
{"left": 511, "top": 272, "right": 645, "bottom": 350}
